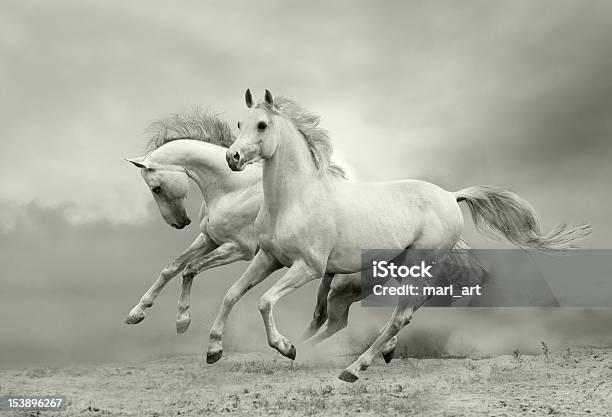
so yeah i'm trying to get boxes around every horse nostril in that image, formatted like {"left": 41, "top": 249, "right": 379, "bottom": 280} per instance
{"left": 232, "top": 152, "right": 240, "bottom": 162}
{"left": 171, "top": 223, "right": 179, "bottom": 229}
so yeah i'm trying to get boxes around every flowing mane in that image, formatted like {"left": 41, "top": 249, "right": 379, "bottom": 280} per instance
{"left": 144, "top": 109, "right": 235, "bottom": 152}
{"left": 259, "top": 97, "right": 346, "bottom": 178}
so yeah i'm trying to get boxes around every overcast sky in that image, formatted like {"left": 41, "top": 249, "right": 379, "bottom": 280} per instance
{"left": 1, "top": 0, "right": 611, "bottom": 235}
{"left": 1, "top": 0, "right": 611, "bottom": 366}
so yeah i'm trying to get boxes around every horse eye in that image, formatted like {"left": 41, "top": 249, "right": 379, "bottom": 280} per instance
{"left": 151, "top": 186, "right": 161, "bottom": 194}
{"left": 257, "top": 121, "right": 267, "bottom": 130}
{"left": 237, "top": 121, "right": 241, "bottom": 129}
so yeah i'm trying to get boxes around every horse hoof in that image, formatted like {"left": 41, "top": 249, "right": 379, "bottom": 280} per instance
{"left": 124, "top": 312, "right": 145, "bottom": 325}
{"left": 176, "top": 315, "right": 191, "bottom": 334}
{"left": 383, "top": 348, "right": 395, "bottom": 364}
{"left": 284, "top": 344, "right": 297, "bottom": 361}
{"left": 206, "top": 350, "right": 223, "bottom": 364}
{"left": 338, "top": 369, "right": 359, "bottom": 383}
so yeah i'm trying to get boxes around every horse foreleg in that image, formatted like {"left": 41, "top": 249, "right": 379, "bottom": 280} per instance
{"left": 207, "top": 249, "right": 282, "bottom": 364}
{"left": 125, "top": 233, "right": 214, "bottom": 325}
{"left": 259, "top": 261, "right": 322, "bottom": 360}
{"left": 176, "top": 242, "right": 249, "bottom": 334}
{"left": 339, "top": 294, "right": 429, "bottom": 382}
{"left": 300, "top": 273, "right": 334, "bottom": 341}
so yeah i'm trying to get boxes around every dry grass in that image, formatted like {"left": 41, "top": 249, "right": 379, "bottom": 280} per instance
{"left": 1, "top": 348, "right": 610, "bottom": 416}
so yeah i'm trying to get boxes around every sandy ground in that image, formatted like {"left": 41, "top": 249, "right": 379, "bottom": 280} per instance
{"left": 1, "top": 347, "right": 610, "bottom": 417}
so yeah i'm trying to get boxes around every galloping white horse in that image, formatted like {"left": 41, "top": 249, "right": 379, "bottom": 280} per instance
{"left": 123, "top": 111, "right": 403, "bottom": 360}
{"left": 124, "top": 112, "right": 262, "bottom": 333}
{"left": 225, "top": 89, "right": 590, "bottom": 382}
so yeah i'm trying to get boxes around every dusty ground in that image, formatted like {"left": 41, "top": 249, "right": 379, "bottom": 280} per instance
{"left": 1, "top": 347, "right": 610, "bottom": 416}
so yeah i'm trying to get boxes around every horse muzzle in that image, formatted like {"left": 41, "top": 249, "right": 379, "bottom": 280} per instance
{"left": 226, "top": 149, "right": 246, "bottom": 171}
{"left": 171, "top": 218, "right": 191, "bottom": 229}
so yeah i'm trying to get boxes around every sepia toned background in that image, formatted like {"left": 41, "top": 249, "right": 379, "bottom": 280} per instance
{"left": 1, "top": 0, "right": 611, "bottom": 368}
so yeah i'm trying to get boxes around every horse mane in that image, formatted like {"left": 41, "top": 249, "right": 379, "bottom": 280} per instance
{"left": 259, "top": 97, "right": 346, "bottom": 179}
{"left": 144, "top": 108, "right": 235, "bottom": 152}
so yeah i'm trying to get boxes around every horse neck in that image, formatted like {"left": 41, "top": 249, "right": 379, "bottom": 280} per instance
{"left": 158, "top": 140, "right": 243, "bottom": 203}
{"left": 262, "top": 119, "right": 320, "bottom": 214}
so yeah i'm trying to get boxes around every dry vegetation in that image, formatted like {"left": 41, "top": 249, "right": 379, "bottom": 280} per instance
{"left": 1, "top": 346, "right": 611, "bottom": 416}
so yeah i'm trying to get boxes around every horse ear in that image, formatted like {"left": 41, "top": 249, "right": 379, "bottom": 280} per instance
{"left": 264, "top": 89, "right": 274, "bottom": 106}
{"left": 125, "top": 157, "right": 150, "bottom": 169}
{"left": 245, "top": 88, "right": 253, "bottom": 108}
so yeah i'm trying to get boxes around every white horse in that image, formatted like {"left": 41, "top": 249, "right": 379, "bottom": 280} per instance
{"left": 124, "top": 111, "right": 262, "bottom": 333}
{"left": 225, "top": 89, "right": 590, "bottom": 382}
{"left": 123, "top": 111, "right": 403, "bottom": 361}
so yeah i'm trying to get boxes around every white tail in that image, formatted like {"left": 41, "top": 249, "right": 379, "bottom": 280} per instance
{"left": 455, "top": 185, "right": 590, "bottom": 250}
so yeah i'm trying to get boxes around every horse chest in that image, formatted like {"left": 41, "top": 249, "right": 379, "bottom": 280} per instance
{"left": 255, "top": 216, "right": 306, "bottom": 265}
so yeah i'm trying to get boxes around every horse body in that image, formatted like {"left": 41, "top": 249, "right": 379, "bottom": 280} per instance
{"left": 328, "top": 180, "right": 464, "bottom": 272}
{"left": 256, "top": 173, "right": 463, "bottom": 274}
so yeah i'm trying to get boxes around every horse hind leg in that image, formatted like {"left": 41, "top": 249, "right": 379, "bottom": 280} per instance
{"left": 304, "top": 296, "right": 351, "bottom": 346}
{"left": 309, "top": 274, "right": 399, "bottom": 363}
{"left": 304, "top": 274, "right": 360, "bottom": 345}
{"left": 339, "top": 293, "right": 429, "bottom": 383}
{"left": 301, "top": 274, "right": 334, "bottom": 341}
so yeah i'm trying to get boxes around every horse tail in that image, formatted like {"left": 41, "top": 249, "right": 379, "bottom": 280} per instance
{"left": 454, "top": 185, "right": 590, "bottom": 250}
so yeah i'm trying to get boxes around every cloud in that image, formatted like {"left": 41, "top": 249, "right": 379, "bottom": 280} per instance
{"left": 0, "top": 0, "right": 610, "bottom": 237}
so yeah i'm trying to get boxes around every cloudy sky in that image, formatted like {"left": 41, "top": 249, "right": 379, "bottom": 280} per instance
{"left": 1, "top": 0, "right": 611, "bottom": 367}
